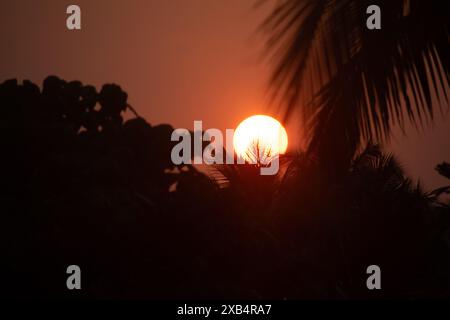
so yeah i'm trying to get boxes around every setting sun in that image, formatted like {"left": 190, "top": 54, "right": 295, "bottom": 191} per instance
{"left": 233, "top": 115, "right": 288, "bottom": 163}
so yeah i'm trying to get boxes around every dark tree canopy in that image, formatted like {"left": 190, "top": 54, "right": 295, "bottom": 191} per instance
{"left": 0, "top": 77, "right": 449, "bottom": 299}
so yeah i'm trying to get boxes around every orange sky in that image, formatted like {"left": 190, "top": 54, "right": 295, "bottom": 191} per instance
{"left": 1, "top": 0, "right": 449, "bottom": 189}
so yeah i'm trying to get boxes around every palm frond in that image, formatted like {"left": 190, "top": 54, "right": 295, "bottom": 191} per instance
{"left": 262, "top": 0, "right": 449, "bottom": 167}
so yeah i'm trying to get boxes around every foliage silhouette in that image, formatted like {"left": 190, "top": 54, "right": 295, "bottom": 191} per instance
{"left": 0, "top": 77, "right": 449, "bottom": 299}
{"left": 436, "top": 162, "right": 450, "bottom": 180}
{"left": 261, "top": 0, "right": 449, "bottom": 176}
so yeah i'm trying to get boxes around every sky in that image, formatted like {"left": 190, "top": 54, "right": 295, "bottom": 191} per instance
{"left": 1, "top": 0, "right": 449, "bottom": 189}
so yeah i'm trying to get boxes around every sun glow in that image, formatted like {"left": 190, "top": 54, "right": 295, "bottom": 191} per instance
{"left": 233, "top": 115, "right": 288, "bottom": 164}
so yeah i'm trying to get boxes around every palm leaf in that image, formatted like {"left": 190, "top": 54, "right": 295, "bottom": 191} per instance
{"left": 262, "top": 0, "right": 449, "bottom": 170}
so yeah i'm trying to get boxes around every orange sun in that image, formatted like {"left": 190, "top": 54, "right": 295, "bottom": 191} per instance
{"left": 233, "top": 115, "right": 288, "bottom": 163}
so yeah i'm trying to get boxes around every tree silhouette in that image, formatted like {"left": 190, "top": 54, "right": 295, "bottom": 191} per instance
{"left": 262, "top": 0, "right": 449, "bottom": 176}
{"left": 1, "top": 76, "right": 449, "bottom": 299}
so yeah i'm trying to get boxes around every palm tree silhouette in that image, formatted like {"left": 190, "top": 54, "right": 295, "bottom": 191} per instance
{"left": 262, "top": 0, "right": 449, "bottom": 176}
{"left": 244, "top": 138, "right": 276, "bottom": 166}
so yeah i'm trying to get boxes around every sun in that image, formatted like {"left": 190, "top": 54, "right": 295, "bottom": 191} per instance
{"left": 233, "top": 115, "right": 288, "bottom": 164}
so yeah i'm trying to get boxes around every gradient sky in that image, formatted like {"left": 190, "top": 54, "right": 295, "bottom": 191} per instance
{"left": 1, "top": 0, "right": 449, "bottom": 189}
